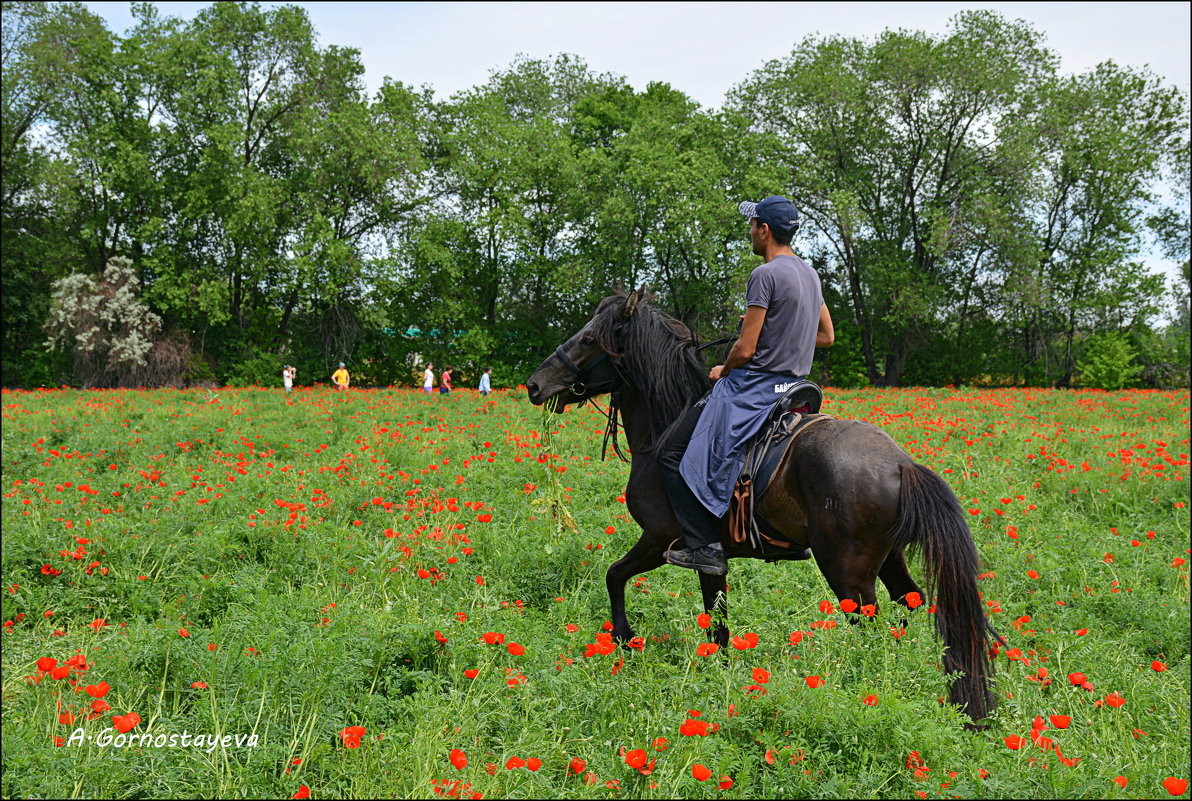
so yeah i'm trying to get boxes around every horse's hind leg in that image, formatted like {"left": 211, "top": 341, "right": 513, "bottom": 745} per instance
{"left": 807, "top": 528, "right": 882, "bottom": 611}
{"left": 607, "top": 534, "right": 666, "bottom": 643}
{"left": 877, "top": 548, "right": 924, "bottom": 608}
{"left": 877, "top": 548, "right": 925, "bottom": 628}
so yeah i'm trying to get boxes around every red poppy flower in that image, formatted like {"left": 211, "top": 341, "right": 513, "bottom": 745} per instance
{"left": 752, "top": 668, "right": 771, "bottom": 684}
{"left": 1004, "top": 735, "right": 1026, "bottom": 750}
{"left": 36, "top": 657, "right": 57, "bottom": 673}
{"left": 340, "top": 725, "right": 366, "bottom": 748}
{"left": 1068, "top": 672, "right": 1087, "bottom": 686}
{"left": 569, "top": 757, "right": 586, "bottom": 775}
{"left": 696, "top": 613, "right": 711, "bottom": 629}
{"left": 526, "top": 757, "right": 542, "bottom": 772}
{"left": 680, "top": 718, "right": 711, "bottom": 737}
{"left": 1112, "top": 776, "right": 1127, "bottom": 789}
{"left": 696, "top": 642, "right": 719, "bottom": 657}
{"left": 85, "top": 681, "right": 110, "bottom": 698}
{"left": 507, "top": 642, "right": 525, "bottom": 656}
{"left": 839, "top": 598, "right": 858, "bottom": 613}
{"left": 293, "top": 785, "right": 311, "bottom": 799}
{"left": 1105, "top": 691, "right": 1126, "bottom": 708}
{"left": 804, "top": 675, "right": 824, "bottom": 688}
{"left": 819, "top": 600, "right": 835, "bottom": 614}
{"left": 719, "top": 776, "right": 734, "bottom": 789}
{"left": 464, "top": 669, "right": 479, "bottom": 679}
{"left": 731, "top": 632, "right": 759, "bottom": 650}
{"left": 1049, "top": 714, "right": 1071, "bottom": 729}
{"left": 1162, "top": 778, "right": 1188, "bottom": 796}
{"left": 692, "top": 764, "right": 712, "bottom": 782}
{"left": 652, "top": 737, "right": 669, "bottom": 751}
{"left": 625, "top": 749, "right": 647, "bottom": 769}
{"left": 450, "top": 748, "right": 468, "bottom": 770}
{"left": 862, "top": 694, "right": 879, "bottom": 706}
{"left": 1152, "top": 660, "right": 1168, "bottom": 672}
{"left": 505, "top": 757, "right": 526, "bottom": 770}
{"left": 112, "top": 713, "right": 141, "bottom": 733}
{"left": 904, "top": 591, "right": 923, "bottom": 609}
{"left": 481, "top": 632, "right": 505, "bottom": 645}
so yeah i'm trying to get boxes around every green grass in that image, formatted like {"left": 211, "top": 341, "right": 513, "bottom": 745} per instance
{"left": 1, "top": 385, "right": 1188, "bottom": 799}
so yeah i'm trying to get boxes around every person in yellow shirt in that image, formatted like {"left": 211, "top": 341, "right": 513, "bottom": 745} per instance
{"left": 331, "top": 362, "right": 350, "bottom": 391}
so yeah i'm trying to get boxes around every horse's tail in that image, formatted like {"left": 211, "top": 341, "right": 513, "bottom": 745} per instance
{"left": 889, "top": 462, "right": 1002, "bottom": 724}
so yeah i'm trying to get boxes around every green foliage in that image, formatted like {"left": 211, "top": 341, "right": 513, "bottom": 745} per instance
{"left": 1, "top": 5, "right": 1188, "bottom": 389}
{"left": 1075, "top": 333, "right": 1143, "bottom": 390}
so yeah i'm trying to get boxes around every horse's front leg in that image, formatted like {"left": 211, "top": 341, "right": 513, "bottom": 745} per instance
{"left": 606, "top": 534, "right": 666, "bottom": 644}
{"left": 697, "top": 571, "right": 729, "bottom": 647}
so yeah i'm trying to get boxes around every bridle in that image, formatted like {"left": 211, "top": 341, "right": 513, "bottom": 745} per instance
{"left": 549, "top": 324, "right": 738, "bottom": 464}
{"left": 552, "top": 345, "right": 619, "bottom": 397}
{"left": 551, "top": 344, "right": 629, "bottom": 462}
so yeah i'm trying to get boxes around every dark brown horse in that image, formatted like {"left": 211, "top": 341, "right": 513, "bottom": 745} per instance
{"left": 527, "top": 288, "right": 1002, "bottom": 724}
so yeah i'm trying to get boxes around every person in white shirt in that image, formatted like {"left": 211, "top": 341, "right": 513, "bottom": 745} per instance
{"left": 423, "top": 363, "right": 435, "bottom": 393}
{"left": 283, "top": 364, "right": 296, "bottom": 393}
{"left": 478, "top": 367, "right": 492, "bottom": 396}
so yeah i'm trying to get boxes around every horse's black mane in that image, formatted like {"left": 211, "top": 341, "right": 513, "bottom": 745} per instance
{"left": 590, "top": 292, "right": 710, "bottom": 452}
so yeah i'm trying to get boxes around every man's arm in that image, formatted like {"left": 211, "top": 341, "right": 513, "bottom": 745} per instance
{"left": 709, "top": 305, "right": 767, "bottom": 381}
{"left": 816, "top": 303, "right": 834, "bottom": 347}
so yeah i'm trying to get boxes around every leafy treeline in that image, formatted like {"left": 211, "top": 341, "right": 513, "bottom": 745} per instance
{"left": 3, "top": 2, "right": 1188, "bottom": 389}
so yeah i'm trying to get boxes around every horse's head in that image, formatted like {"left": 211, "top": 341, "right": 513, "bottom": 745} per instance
{"left": 526, "top": 287, "right": 652, "bottom": 411}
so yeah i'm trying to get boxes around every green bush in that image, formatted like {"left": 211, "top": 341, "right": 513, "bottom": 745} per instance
{"left": 1076, "top": 332, "right": 1142, "bottom": 390}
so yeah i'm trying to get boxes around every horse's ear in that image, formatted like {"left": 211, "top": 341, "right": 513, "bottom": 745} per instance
{"left": 622, "top": 288, "right": 640, "bottom": 319}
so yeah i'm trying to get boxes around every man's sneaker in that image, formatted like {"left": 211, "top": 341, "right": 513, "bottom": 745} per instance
{"left": 664, "top": 542, "right": 728, "bottom": 576}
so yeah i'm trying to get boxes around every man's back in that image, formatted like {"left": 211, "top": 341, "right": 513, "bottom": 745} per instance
{"left": 744, "top": 254, "right": 823, "bottom": 377}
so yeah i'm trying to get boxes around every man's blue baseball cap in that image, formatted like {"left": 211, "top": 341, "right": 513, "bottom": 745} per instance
{"left": 738, "top": 196, "right": 800, "bottom": 236}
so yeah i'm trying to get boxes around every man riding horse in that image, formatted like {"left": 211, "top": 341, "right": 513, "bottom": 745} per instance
{"left": 659, "top": 195, "right": 835, "bottom": 576}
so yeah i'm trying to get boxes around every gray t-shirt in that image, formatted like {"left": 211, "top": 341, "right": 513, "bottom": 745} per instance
{"left": 743, "top": 254, "right": 823, "bottom": 377}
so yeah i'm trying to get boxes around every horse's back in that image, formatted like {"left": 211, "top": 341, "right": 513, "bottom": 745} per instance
{"left": 762, "top": 418, "right": 912, "bottom": 544}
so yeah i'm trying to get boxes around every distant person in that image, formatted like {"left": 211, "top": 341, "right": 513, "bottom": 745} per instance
{"left": 332, "top": 362, "right": 350, "bottom": 391}
{"left": 478, "top": 367, "right": 492, "bottom": 396}
{"left": 440, "top": 366, "right": 453, "bottom": 395}
{"left": 283, "top": 364, "right": 296, "bottom": 393}
{"left": 423, "top": 363, "right": 435, "bottom": 393}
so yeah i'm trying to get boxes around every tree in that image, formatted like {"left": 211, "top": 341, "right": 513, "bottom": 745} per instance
{"left": 729, "top": 12, "right": 1055, "bottom": 385}
{"left": 1015, "top": 63, "right": 1187, "bottom": 385}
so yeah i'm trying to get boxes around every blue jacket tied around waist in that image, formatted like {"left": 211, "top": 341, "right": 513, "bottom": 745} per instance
{"left": 678, "top": 369, "right": 801, "bottom": 517}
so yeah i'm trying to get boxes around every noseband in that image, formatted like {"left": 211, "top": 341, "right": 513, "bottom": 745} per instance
{"left": 552, "top": 344, "right": 628, "bottom": 462}
{"left": 553, "top": 345, "right": 618, "bottom": 396}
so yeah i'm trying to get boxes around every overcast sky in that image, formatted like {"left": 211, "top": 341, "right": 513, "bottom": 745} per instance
{"left": 84, "top": 1, "right": 1190, "bottom": 107}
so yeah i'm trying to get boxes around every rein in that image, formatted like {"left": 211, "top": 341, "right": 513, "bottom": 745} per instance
{"left": 553, "top": 345, "right": 629, "bottom": 462}
{"left": 552, "top": 324, "right": 738, "bottom": 464}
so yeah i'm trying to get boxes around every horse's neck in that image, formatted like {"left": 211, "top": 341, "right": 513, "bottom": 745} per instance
{"left": 615, "top": 387, "right": 655, "bottom": 455}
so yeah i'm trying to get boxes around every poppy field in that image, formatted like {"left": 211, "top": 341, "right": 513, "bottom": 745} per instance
{"left": 1, "top": 385, "right": 1188, "bottom": 799}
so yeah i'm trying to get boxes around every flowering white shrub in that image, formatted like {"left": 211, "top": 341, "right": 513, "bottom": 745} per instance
{"left": 43, "top": 257, "right": 184, "bottom": 387}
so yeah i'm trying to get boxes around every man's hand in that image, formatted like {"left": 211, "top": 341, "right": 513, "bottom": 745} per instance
{"left": 709, "top": 364, "right": 725, "bottom": 382}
